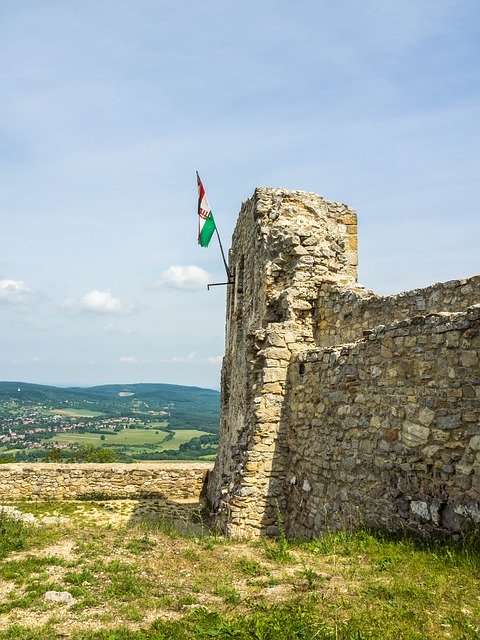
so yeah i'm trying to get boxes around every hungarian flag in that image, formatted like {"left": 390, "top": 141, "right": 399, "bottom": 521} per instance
{"left": 197, "top": 172, "right": 216, "bottom": 248}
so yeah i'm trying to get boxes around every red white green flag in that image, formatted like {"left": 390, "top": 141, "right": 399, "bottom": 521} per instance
{"left": 197, "top": 172, "right": 216, "bottom": 248}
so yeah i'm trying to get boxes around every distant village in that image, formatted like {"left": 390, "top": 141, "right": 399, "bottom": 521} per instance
{"left": 0, "top": 403, "right": 156, "bottom": 452}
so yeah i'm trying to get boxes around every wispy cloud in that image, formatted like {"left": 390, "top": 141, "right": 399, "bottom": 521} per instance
{"left": 117, "top": 356, "right": 147, "bottom": 364}
{"left": 157, "top": 265, "right": 211, "bottom": 291}
{"left": 0, "top": 279, "right": 35, "bottom": 305}
{"left": 163, "top": 352, "right": 223, "bottom": 365}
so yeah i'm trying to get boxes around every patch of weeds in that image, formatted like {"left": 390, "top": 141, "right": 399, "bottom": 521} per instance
{"left": 131, "top": 508, "right": 213, "bottom": 540}
{"left": 154, "top": 593, "right": 174, "bottom": 607}
{"left": 183, "top": 599, "right": 328, "bottom": 640}
{"left": 365, "top": 581, "right": 430, "bottom": 604}
{"left": 264, "top": 539, "right": 294, "bottom": 564}
{"left": 74, "top": 624, "right": 145, "bottom": 639}
{"left": 294, "top": 566, "right": 325, "bottom": 592}
{"left": 132, "top": 514, "right": 182, "bottom": 538}
{"left": 10, "top": 501, "right": 79, "bottom": 517}
{"left": 234, "top": 557, "right": 269, "bottom": 577}
{"left": 177, "top": 594, "right": 198, "bottom": 608}
{"left": 104, "top": 559, "right": 146, "bottom": 600}
{"left": 0, "top": 624, "right": 58, "bottom": 640}
{"left": 0, "top": 580, "right": 66, "bottom": 614}
{"left": 64, "top": 568, "right": 96, "bottom": 586}
{"left": 0, "top": 594, "right": 36, "bottom": 616}
{"left": 117, "top": 604, "right": 144, "bottom": 622}
{"left": 256, "top": 575, "right": 282, "bottom": 588}
{"left": 443, "top": 613, "right": 480, "bottom": 637}
{"left": 213, "top": 584, "right": 242, "bottom": 605}
{"left": 74, "top": 531, "right": 113, "bottom": 559}
{"left": 263, "top": 501, "right": 295, "bottom": 564}
{"left": 0, "top": 555, "right": 64, "bottom": 583}
{"left": 303, "top": 530, "right": 358, "bottom": 556}
{"left": 201, "top": 535, "right": 221, "bottom": 551}
{"left": 70, "top": 593, "right": 102, "bottom": 612}
{"left": 375, "top": 556, "right": 395, "bottom": 571}
{"left": 0, "top": 513, "right": 29, "bottom": 559}
{"left": 125, "top": 533, "right": 155, "bottom": 554}
{"left": 183, "top": 547, "right": 200, "bottom": 562}
{"left": 25, "top": 579, "right": 65, "bottom": 597}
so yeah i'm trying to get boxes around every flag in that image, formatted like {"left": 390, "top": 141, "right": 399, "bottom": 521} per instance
{"left": 197, "top": 172, "right": 217, "bottom": 248}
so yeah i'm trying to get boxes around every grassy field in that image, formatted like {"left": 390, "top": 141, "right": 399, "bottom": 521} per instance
{"left": 157, "top": 430, "right": 209, "bottom": 450}
{"left": 47, "top": 409, "right": 105, "bottom": 418}
{"left": 0, "top": 501, "right": 479, "bottom": 639}
{"left": 49, "top": 429, "right": 209, "bottom": 451}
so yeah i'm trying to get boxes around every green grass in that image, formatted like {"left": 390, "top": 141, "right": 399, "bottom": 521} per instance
{"left": 0, "top": 555, "right": 64, "bottom": 583}
{"left": 48, "top": 428, "right": 208, "bottom": 451}
{"left": 0, "top": 512, "right": 59, "bottom": 559}
{"left": 0, "top": 503, "right": 479, "bottom": 639}
{"left": 157, "top": 430, "right": 209, "bottom": 450}
{"left": 0, "top": 513, "right": 30, "bottom": 558}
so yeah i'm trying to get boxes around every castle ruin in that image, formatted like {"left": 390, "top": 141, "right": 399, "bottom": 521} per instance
{"left": 207, "top": 188, "right": 480, "bottom": 539}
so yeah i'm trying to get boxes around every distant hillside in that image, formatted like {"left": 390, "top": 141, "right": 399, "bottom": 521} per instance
{"left": 0, "top": 381, "right": 220, "bottom": 433}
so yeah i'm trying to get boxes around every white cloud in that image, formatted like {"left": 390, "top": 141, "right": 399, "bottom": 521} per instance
{"left": 158, "top": 265, "right": 211, "bottom": 291}
{"left": 0, "top": 279, "right": 34, "bottom": 305}
{"left": 163, "top": 352, "right": 223, "bottom": 365}
{"left": 81, "top": 290, "right": 125, "bottom": 314}
{"left": 171, "top": 351, "right": 198, "bottom": 363}
{"left": 61, "top": 290, "right": 132, "bottom": 314}
{"left": 118, "top": 356, "right": 147, "bottom": 364}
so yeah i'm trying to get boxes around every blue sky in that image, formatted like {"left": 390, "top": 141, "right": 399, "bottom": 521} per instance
{"left": 1, "top": 1, "right": 479, "bottom": 389}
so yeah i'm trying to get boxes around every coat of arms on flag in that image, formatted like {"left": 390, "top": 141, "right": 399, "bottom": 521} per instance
{"left": 197, "top": 172, "right": 217, "bottom": 248}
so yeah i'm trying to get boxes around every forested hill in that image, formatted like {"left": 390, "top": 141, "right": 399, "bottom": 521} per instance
{"left": 0, "top": 382, "right": 220, "bottom": 434}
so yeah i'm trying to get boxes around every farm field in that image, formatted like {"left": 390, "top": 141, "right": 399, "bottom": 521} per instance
{"left": 46, "top": 409, "right": 105, "bottom": 418}
{"left": 0, "top": 382, "right": 220, "bottom": 462}
{"left": 49, "top": 428, "right": 209, "bottom": 452}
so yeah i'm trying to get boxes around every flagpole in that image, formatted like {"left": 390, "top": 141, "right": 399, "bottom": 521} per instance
{"left": 215, "top": 227, "right": 233, "bottom": 283}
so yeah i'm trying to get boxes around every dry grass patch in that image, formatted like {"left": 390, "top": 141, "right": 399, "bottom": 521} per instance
{"left": 0, "top": 502, "right": 479, "bottom": 639}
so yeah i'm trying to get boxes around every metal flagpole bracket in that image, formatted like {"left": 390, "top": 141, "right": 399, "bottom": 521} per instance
{"left": 207, "top": 277, "right": 234, "bottom": 290}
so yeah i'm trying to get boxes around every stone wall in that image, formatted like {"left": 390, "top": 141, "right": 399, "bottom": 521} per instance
{"left": 0, "top": 462, "right": 211, "bottom": 503}
{"left": 207, "top": 187, "right": 480, "bottom": 539}
{"left": 314, "top": 276, "right": 480, "bottom": 347}
{"left": 284, "top": 306, "right": 480, "bottom": 538}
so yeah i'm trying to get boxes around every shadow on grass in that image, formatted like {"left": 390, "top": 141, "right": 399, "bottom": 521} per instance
{"left": 76, "top": 490, "right": 213, "bottom": 537}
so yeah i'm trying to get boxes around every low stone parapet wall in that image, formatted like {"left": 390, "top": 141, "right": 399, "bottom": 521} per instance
{"left": 0, "top": 462, "right": 212, "bottom": 502}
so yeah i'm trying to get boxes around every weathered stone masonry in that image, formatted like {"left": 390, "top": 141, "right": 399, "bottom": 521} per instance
{"left": 207, "top": 187, "right": 480, "bottom": 539}
{"left": 0, "top": 463, "right": 211, "bottom": 512}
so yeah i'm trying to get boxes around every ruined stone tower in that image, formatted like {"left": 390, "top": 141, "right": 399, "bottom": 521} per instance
{"left": 207, "top": 188, "right": 359, "bottom": 536}
{"left": 207, "top": 188, "right": 480, "bottom": 539}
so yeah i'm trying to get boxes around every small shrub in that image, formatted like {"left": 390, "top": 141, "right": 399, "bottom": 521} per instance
{"left": 213, "top": 584, "right": 242, "bottom": 605}
{"left": 264, "top": 540, "right": 294, "bottom": 564}
{"left": 0, "top": 513, "right": 29, "bottom": 559}
{"left": 125, "top": 534, "right": 155, "bottom": 554}
{"left": 64, "top": 568, "right": 95, "bottom": 586}
{"left": 234, "top": 557, "right": 268, "bottom": 577}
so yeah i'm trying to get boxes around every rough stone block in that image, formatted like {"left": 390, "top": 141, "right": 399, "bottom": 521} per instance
{"left": 402, "top": 421, "right": 430, "bottom": 447}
